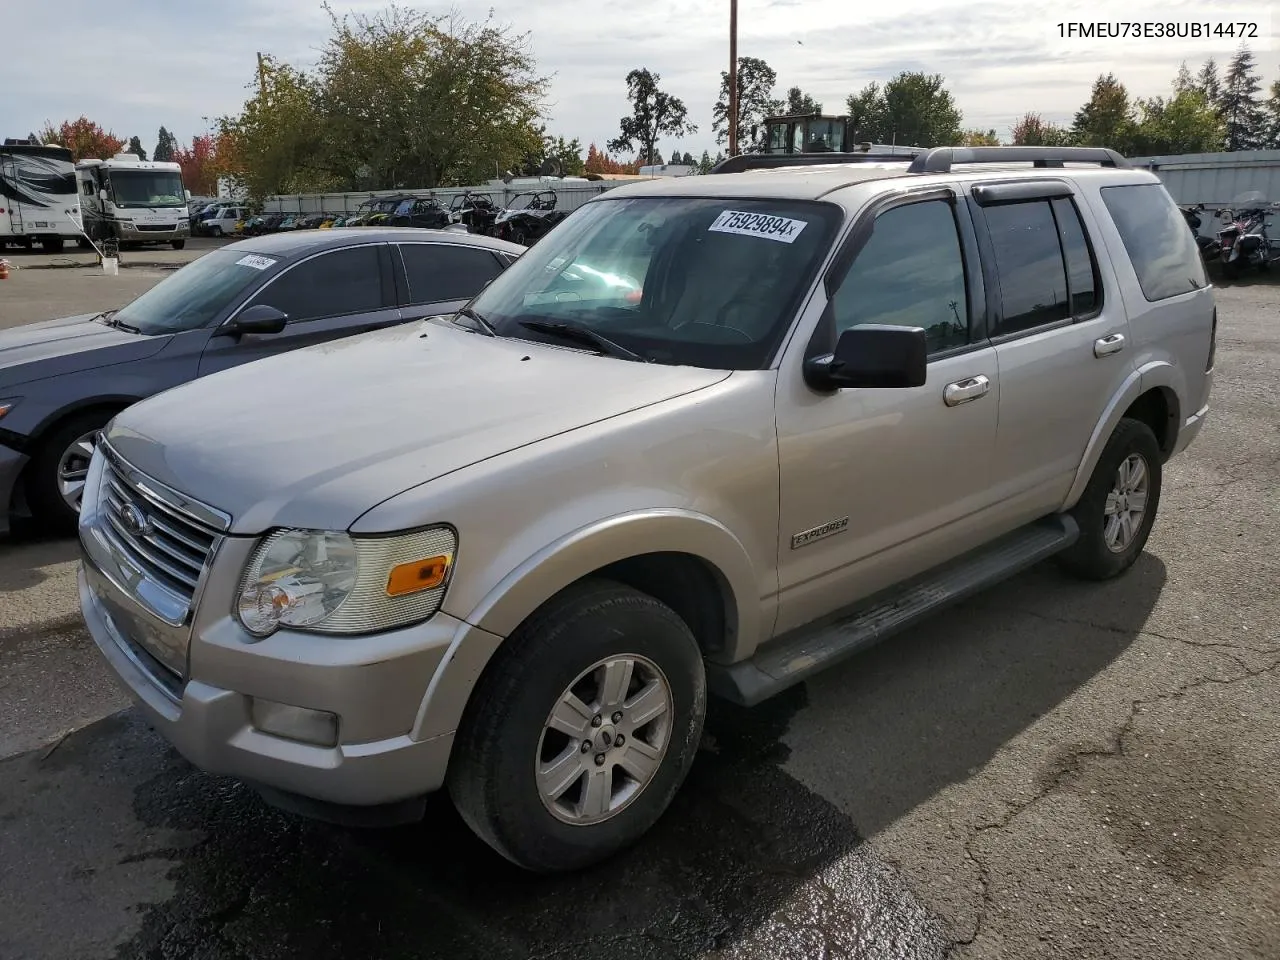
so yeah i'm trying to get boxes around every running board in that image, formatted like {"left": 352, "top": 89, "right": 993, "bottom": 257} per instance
{"left": 707, "top": 515, "right": 1080, "bottom": 707}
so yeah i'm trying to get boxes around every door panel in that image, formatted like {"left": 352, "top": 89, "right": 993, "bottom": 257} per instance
{"left": 774, "top": 192, "right": 1001, "bottom": 636}
{"left": 198, "top": 244, "right": 402, "bottom": 377}
{"left": 974, "top": 189, "right": 1136, "bottom": 513}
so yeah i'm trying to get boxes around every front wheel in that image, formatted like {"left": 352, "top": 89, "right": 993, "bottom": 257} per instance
{"left": 448, "top": 579, "right": 706, "bottom": 873}
{"left": 1059, "top": 417, "right": 1163, "bottom": 581}
{"left": 171, "top": 239, "right": 186, "bottom": 250}
{"left": 25, "top": 411, "right": 113, "bottom": 531}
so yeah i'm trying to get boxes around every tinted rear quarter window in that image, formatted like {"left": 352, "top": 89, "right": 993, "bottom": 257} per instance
{"left": 1051, "top": 197, "right": 1099, "bottom": 315}
{"left": 251, "top": 246, "right": 384, "bottom": 322}
{"left": 1100, "top": 183, "right": 1206, "bottom": 301}
{"left": 399, "top": 243, "right": 504, "bottom": 304}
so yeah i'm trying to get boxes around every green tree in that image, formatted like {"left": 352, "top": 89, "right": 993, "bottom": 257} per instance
{"left": 1010, "top": 113, "right": 1072, "bottom": 146}
{"left": 153, "top": 126, "right": 177, "bottom": 163}
{"left": 846, "top": 82, "right": 887, "bottom": 140}
{"left": 1134, "top": 88, "right": 1224, "bottom": 155}
{"left": 1072, "top": 73, "right": 1137, "bottom": 153}
{"left": 845, "top": 73, "right": 962, "bottom": 146}
{"left": 26, "top": 131, "right": 40, "bottom": 144}
{"left": 784, "top": 86, "right": 822, "bottom": 115}
{"left": 712, "top": 56, "right": 781, "bottom": 147}
{"left": 1197, "top": 57, "right": 1223, "bottom": 108}
{"left": 314, "top": 5, "right": 547, "bottom": 189}
{"left": 126, "top": 135, "right": 147, "bottom": 160}
{"left": 697, "top": 149, "right": 713, "bottom": 174}
{"left": 1221, "top": 45, "right": 1264, "bottom": 150}
{"left": 609, "top": 68, "right": 696, "bottom": 166}
{"left": 961, "top": 128, "right": 1000, "bottom": 146}
{"left": 217, "top": 55, "right": 331, "bottom": 198}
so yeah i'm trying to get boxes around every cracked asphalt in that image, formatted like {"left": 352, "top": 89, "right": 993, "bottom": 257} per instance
{"left": 0, "top": 279, "right": 1277, "bottom": 959}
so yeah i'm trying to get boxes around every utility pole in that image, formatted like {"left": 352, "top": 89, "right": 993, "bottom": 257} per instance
{"left": 728, "top": 0, "right": 739, "bottom": 156}
{"left": 257, "top": 51, "right": 267, "bottom": 98}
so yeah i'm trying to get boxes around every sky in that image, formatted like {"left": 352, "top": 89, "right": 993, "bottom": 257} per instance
{"left": 1, "top": 0, "right": 1274, "bottom": 162}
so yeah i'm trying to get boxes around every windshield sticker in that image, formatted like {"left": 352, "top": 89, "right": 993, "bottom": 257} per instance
{"left": 235, "top": 254, "right": 277, "bottom": 270}
{"left": 708, "top": 210, "right": 808, "bottom": 244}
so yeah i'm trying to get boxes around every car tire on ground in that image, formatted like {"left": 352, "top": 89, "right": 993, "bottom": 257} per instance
{"left": 1059, "top": 416, "right": 1163, "bottom": 581}
{"left": 171, "top": 239, "right": 186, "bottom": 250}
{"left": 448, "top": 578, "right": 707, "bottom": 874}
{"left": 25, "top": 410, "right": 113, "bottom": 531}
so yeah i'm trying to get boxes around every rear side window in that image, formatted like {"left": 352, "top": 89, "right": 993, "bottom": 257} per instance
{"left": 1051, "top": 197, "right": 1100, "bottom": 316}
{"left": 250, "top": 246, "right": 384, "bottom": 322}
{"left": 1100, "top": 183, "right": 1207, "bottom": 301}
{"left": 399, "top": 243, "right": 504, "bottom": 304}
{"left": 983, "top": 201, "right": 1070, "bottom": 336}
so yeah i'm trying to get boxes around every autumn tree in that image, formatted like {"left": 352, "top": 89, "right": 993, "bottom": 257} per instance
{"left": 1221, "top": 45, "right": 1264, "bottom": 150}
{"left": 1010, "top": 112, "right": 1072, "bottom": 146}
{"left": 37, "top": 116, "right": 124, "bottom": 161}
{"left": 583, "top": 143, "right": 639, "bottom": 175}
{"left": 171, "top": 134, "right": 221, "bottom": 195}
{"left": 153, "top": 127, "right": 178, "bottom": 163}
{"left": 1071, "top": 73, "right": 1137, "bottom": 153}
{"left": 610, "top": 68, "right": 696, "bottom": 166}
{"left": 712, "top": 56, "right": 781, "bottom": 147}
{"left": 784, "top": 86, "right": 822, "bottom": 115}
{"left": 961, "top": 129, "right": 1001, "bottom": 146}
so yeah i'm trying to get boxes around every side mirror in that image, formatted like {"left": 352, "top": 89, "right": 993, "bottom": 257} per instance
{"left": 223, "top": 304, "right": 288, "bottom": 337}
{"left": 184, "top": 189, "right": 192, "bottom": 200}
{"left": 98, "top": 189, "right": 108, "bottom": 202}
{"left": 804, "top": 323, "right": 928, "bottom": 391}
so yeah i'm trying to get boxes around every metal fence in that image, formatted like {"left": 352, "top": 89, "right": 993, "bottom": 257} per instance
{"left": 261, "top": 182, "right": 621, "bottom": 216}
{"left": 1131, "top": 150, "right": 1280, "bottom": 208}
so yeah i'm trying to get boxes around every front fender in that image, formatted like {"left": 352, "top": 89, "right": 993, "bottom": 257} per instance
{"left": 410, "top": 509, "right": 760, "bottom": 743}
{"left": 1062, "top": 360, "right": 1180, "bottom": 509}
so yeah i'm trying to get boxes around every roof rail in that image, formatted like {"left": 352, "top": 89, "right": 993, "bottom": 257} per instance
{"left": 711, "top": 149, "right": 925, "bottom": 175}
{"left": 906, "top": 146, "right": 1129, "bottom": 174}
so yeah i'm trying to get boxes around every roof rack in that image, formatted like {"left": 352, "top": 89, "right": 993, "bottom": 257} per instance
{"left": 711, "top": 149, "right": 925, "bottom": 175}
{"left": 905, "top": 146, "right": 1129, "bottom": 174}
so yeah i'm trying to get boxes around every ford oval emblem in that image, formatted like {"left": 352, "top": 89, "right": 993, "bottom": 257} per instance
{"left": 119, "top": 502, "right": 153, "bottom": 538}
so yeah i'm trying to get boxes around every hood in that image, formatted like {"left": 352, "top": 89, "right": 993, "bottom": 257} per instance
{"left": 105, "top": 320, "right": 730, "bottom": 534}
{"left": 0, "top": 314, "right": 170, "bottom": 388}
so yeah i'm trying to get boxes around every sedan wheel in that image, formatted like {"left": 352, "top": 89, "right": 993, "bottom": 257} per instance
{"left": 57, "top": 431, "right": 100, "bottom": 514}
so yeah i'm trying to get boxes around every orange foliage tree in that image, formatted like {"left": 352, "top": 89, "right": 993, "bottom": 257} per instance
{"left": 171, "top": 132, "right": 240, "bottom": 196}
{"left": 37, "top": 116, "right": 125, "bottom": 162}
{"left": 584, "top": 143, "right": 640, "bottom": 174}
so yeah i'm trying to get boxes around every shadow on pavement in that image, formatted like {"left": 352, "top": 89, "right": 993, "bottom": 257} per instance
{"left": 0, "top": 525, "right": 78, "bottom": 594}
{"left": 0, "top": 555, "right": 1167, "bottom": 960}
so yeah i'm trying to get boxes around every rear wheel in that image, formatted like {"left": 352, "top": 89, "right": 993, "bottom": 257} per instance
{"left": 448, "top": 579, "right": 706, "bottom": 873}
{"left": 40, "top": 237, "right": 64, "bottom": 253}
{"left": 25, "top": 411, "right": 114, "bottom": 531}
{"left": 171, "top": 239, "right": 186, "bottom": 250}
{"left": 1059, "top": 417, "right": 1162, "bottom": 581}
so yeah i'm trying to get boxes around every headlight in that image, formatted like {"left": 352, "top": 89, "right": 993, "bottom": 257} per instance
{"left": 0, "top": 398, "right": 19, "bottom": 421}
{"left": 236, "top": 526, "right": 456, "bottom": 638}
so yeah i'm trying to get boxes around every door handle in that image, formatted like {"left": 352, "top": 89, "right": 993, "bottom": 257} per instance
{"left": 943, "top": 375, "right": 991, "bottom": 407}
{"left": 1094, "top": 333, "right": 1126, "bottom": 357}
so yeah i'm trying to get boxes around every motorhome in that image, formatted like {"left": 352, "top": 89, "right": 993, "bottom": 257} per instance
{"left": 76, "top": 154, "right": 191, "bottom": 249}
{"left": 0, "top": 138, "right": 82, "bottom": 251}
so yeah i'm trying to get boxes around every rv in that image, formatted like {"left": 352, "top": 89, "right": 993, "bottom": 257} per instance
{"left": 0, "top": 139, "right": 82, "bottom": 252}
{"left": 76, "top": 154, "right": 191, "bottom": 249}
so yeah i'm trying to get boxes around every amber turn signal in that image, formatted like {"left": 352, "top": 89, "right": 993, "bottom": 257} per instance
{"left": 385, "top": 555, "right": 451, "bottom": 597}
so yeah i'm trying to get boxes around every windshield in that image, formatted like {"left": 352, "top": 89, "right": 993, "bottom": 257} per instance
{"left": 113, "top": 248, "right": 275, "bottom": 334}
{"left": 468, "top": 196, "right": 841, "bottom": 369}
{"left": 109, "top": 170, "right": 186, "bottom": 208}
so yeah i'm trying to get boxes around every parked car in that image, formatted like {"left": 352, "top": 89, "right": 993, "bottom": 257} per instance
{"left": 450, "top": 191, "right": 501, "bottom": 235}
{"left": 387, "top": 195, "right": 450, "bottom": 230}
{"left": 200, "top": 205, "right": 250, "bottom": 238}
{"left": 0, "top": 228, "right": 523, "bottom": 532}
{"left": 76, "top": 147, "right": 1213, "bottom": 875}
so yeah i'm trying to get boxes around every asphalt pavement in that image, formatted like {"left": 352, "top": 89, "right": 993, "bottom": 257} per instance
{"left": 0, "top": 270, "right": 1276, "bottom": 960}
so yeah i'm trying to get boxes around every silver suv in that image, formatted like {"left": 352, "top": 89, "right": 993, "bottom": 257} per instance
{"left": 77, "top": 147, "right": 1214, "bottom": 873}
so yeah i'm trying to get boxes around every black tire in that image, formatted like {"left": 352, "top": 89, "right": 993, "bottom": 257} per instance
{"left": 25, "top": 410, "right": 114, "bottom": 531}
{"left": 40, "top": 237, "right": 64, "bottom": 253}
{"left": 1059, "top": 417, "right": 1162, "bottom": 581}
{"left": 171, "top": 239, "right": 186, "bottom": 250}
{"left": 211, "top": 226, "right": 223, "bottom": 238}
{"left": 1222, "top": 258, "right": 1241, "bottom": 280}
{"left": 448, "top": 578, "right": 707, "bottom": 873}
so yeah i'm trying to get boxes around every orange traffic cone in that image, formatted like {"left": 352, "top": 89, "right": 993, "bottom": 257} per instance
{"left": 0, "top": 260, "right": 10, "bottom": 280}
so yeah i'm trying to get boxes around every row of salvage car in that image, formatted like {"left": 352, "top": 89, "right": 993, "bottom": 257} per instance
{"left": 197, "top": 190, "right": 573, "bottom": 247}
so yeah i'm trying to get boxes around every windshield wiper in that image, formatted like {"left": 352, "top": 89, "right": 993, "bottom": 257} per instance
{"left": 518, "top": 320, "right": 648, "bottom": 362}
{"left": 92, "top": 310, "right": 118, "bottom": 325}
{"left": 95, "top": 310, "right": 142, "bottom": 334}
{"left": 454, "top": 306, "right": 497, "bottom": 337}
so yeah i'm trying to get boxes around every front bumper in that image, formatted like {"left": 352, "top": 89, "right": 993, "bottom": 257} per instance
{"left": 0, "top": 443, "right": 30, "bottom": 536}
{"left": 80, "top": 562, "right": 464, "bottom": 807}
{"left": 115, "top": 220, "right": 190, "bottom": 241}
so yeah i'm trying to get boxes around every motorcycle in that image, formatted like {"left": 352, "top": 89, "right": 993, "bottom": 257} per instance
{"left": 1180, "top": 204, "right": 1221, "bottom": 261}
{"left": 1217, "top": 191, "right": 1276, "bottom": 279}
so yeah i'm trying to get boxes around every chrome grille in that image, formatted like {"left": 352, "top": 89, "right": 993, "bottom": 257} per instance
{"left": 99, "top": 458, "right": 218, "bottom": 607}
